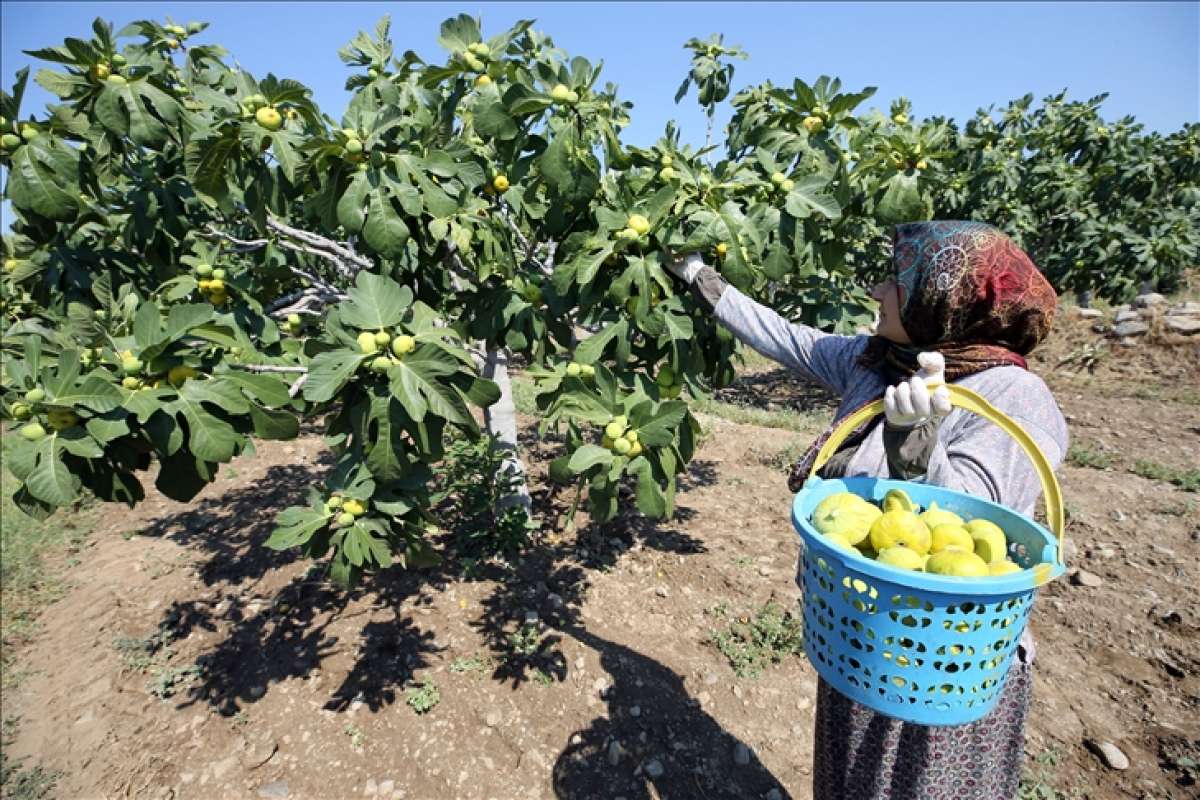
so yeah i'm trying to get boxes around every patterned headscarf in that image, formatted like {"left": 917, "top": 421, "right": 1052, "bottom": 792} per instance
{"left": 786, "top": 221, "right": 1057, "bottom": 492}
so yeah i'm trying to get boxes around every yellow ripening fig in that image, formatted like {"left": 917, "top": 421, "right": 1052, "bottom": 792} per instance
{"left": 623, "top": 430, "right": 638, "bottom": 444}
{"left": 628, "top": 440, "right": 643, "bottom": 457}
{"left": 824, "top": 533, "right": 856, "bottom": 552}
{"left": 929, "top": 524, "right": 974, "bottom": 554}
{"left": 391, "top": 334, "right": 416, "bottom": 356}
{"left": 715, "top": 242, "right": 728, "bottom": 257}
{"left": 876, "top": 546, "right": 925, "bottom": 571}
{"left": 802, "top": 115, "right": 824, "bottom": 134}
{"left": 343, "top": 498, "right": 366, "bottom": 517}
{"left": 374, "top": 331, "right": 391, "bottom": 347}
{"left": 255, "top": 106, "right": 282, "bottom": 131}
{"left": 882, "top": 488, "right": 916, "bottom": 513}
{"left": 920, "top": 503, "right": 963, "bottom": 530}
{"left": 988, "top": 560, "right": 1022, "bottom": 576}
{"left": 335, "top": 512, "right": 356, "bottom": 528}
{"left": 207, "top": 278, "right": 225, "bottom": 292}
{"left": 627, "top": 214, "right": 650, "bottom": 235}
{"left": 550, "top": 84, "right": 571, "bottom": 103}
{"left": 579, "top": 364, "right": 595, "bottom": 379}
{"left": 357, "top": 331, "right": 379, "bottom": 354}
{"left": 601, "top": 434, "right": 614, "bottom": 449}
{"left": 916, "top": 159, "right": 928, "bottom": 170}
{"left": 604, "top": 421, "right": 626, "bottom": 439}
{"left": 770, "top": 172, "right": 786, "bottom": 185}
{"left": 926, "top": 549, "right": 989, "bottom": 577}
{"left": 612, "top": 437, "right": 632, "bottom": 455}
{"left": 969, "top": 522, "right": 1008, "bottom": 564}
{"left": 20, "top": 422, "right": 47, "bottom": 441}
{"left": 811, "top": 492, "right": 881, "bottom": 546}
{"left": 565, "top": 362, "right": 582, "bottom": 377}
{"left": 869, "top": 510, "right": 931, "bottom": 554}
{"left": 122, "top": 376, "right": 142, "bottom": 390}
{"left": 492, "top": 175, "right": 510, "bottom": 192}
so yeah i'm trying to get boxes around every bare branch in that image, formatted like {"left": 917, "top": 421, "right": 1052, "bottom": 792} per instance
{"left": 201, "top": 227, "right": 269, "bottom": 252}
{"left": 230, "top": 364, "right": 309, "bottom": 374}
{"left": 265, "top": 216, "right": 373, "bottom": 274}
{"left": 288, "top": 374, "right": 309, "bottom": 398}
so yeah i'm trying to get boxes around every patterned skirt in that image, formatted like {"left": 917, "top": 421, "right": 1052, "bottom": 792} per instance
{"left": 812, "top": 638, "right": 1033, "bottom": 800}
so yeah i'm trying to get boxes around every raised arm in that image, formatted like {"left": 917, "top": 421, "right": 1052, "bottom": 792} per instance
{"left": 670, "top": 255, "right": 868, "bottom": 396}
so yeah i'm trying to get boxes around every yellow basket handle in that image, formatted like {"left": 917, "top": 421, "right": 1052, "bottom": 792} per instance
{"left": 808, "top": 383, "right": 1065, "bottom": 565}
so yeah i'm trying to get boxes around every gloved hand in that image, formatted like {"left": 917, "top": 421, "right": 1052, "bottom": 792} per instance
{"left": 665, "top": 252, "right": 707, "bottom": 285}
{"left": 883, "top": 352, "right": 952, "bottom": 429}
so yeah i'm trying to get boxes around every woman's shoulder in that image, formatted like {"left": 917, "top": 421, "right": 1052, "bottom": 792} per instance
{"left": 953, "top": 366, "right": 1068, "bottom": 445}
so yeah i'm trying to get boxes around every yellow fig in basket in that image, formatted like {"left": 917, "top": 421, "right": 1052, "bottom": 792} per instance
{"left": 988, "top": 560, "right": 1022, "bottom": 576}
{"left": 919, "top": 502, "right": 963, "bottom": 530}
{"left": 869, "top": 510, "right": 931, "bottom": 555}
{"left": 929, "top": 524, "right": 974, "bottom": 554}
{"left": 925, "top": 549, "right": 990, "bottom": 577}
{"left": 969, "top": 523, "right": 1008, "bottom": 564}
{"left": 823, "top": 533, "right": 856, "bottom": 552}
{"left": 876, "top": 546, "right": 925, "bottom": 571}
{"left": 882, "top": 488, "right": 917, "bottom": 513}
{"left": 811, "top": 492, "right": 881, "bottom": 546}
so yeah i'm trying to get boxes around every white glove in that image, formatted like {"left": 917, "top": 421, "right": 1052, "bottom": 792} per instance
{"left": 665, "top": 252, "right": 707, "bottom": 285}
{"left": 883, "top": 352, "right": 952, "bottom": 429}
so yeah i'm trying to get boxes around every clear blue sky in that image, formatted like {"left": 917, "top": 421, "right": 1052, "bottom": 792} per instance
{"left": 2, "top": 1, "right": 1197, "bottom": 145}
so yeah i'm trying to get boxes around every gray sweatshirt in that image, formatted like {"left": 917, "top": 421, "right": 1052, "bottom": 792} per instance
{"left": 709, "top": 280, "right": 1069, "bottom": 517}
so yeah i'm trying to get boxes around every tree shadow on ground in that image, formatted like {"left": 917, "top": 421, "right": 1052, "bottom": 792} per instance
{"left": 716, "top": 368, "right": 839, "bottom": 415}
{"left": 549, "top": 622, "right": 794, "bottom": 800}
{"left": 138, "top": 457, "right": 335, "bottom": 587}
{"left": 141, "top": 419, "right": 732, "bottom": 735}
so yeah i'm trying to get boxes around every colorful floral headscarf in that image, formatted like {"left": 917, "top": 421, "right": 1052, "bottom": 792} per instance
{"left": 787, "top": 221, "right": 1057, "bottom": 492}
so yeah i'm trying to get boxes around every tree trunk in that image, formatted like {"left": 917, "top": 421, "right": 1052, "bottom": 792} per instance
{"left": 481, "top": 348, "right": 532, "bottom": 515}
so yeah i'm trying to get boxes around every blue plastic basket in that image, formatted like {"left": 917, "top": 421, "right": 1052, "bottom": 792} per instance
{"left": 791, "top": 385, "right": 1067, "bottom": 726}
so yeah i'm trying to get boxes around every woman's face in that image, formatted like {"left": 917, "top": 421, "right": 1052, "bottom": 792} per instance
{"left": 870, "top": 277, "right": 912, "bottom": 344}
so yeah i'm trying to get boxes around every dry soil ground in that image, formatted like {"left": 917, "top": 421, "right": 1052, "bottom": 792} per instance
{"left": 2, "top": 312, "right": 1198, "bottom": 800}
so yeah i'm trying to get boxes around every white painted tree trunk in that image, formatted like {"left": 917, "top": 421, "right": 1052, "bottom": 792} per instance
{"left": 481, "top": 348, "right": 532, "bottom": 515}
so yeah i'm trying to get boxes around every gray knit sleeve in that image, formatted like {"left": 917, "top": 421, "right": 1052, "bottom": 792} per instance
{"left": 711, "top": 284, "right": 869, "bottom": 396}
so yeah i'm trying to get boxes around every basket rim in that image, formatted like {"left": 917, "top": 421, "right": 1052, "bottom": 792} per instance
{"left": 793, "top": 476, "right": 1066, "bottom": 597}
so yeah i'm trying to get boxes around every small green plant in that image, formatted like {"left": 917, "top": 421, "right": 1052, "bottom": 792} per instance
{"left": 149, "top": 663, "right": 203, "bottom": 700}
{"left": 710, "top": 601, "right": 805, "bottom": 679}
{"left": 343, "top": 723, "right": 367, "bottom": 748}
{"left": 1056, "top": 342, "right": 1107, "bottom": 373}
{"left": 506, "top": 624, "right": 542, "bottom": 658}
{"left": 405, "top": 680, "right": 440, "bottom": 714}
{"left": 449, "top": 655, "right": 488, "bottom": 674}
{"left": 1131, "top": 460, "right": 1200, "bottom": 492}
{"left": 1019, "top": 748, "right": 1085, "bottom": 800}
{"left": 532, "top": 668, "right": 554, "bottom": 686}
{"left": 1, "top": 716, "right": 61, "bottom": 800}
{"left": 431, "top": 435, "right": 536, "bottom": 560}
{"left": 112, "top": 619, "right": 199, "bottom": 699}
{"left": 707, "top": 601, "right": 731, "bottom": 619}
{"left": 1066, "top": 446, "right": 1114, "bottom": 470}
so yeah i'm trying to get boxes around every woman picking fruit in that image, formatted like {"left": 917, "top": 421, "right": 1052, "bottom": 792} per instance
{"left": 667, "top": 220, "right": 1067, "bottom": 800}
